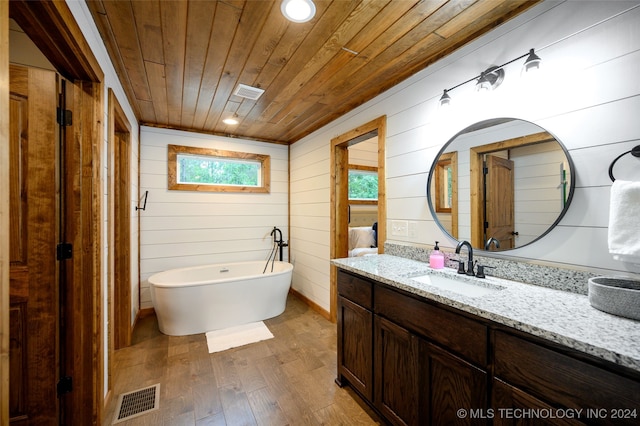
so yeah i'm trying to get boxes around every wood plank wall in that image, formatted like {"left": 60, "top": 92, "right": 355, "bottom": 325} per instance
{"left": 290, "top": 0, "right": 640, "bottom": 312}
{"left": 138, "top": 126, "right": 289, "bottom": 309}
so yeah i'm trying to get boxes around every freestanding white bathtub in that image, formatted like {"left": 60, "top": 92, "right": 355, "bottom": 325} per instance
{"left": 149, "top": 260, "right": 293, "bottom": 336}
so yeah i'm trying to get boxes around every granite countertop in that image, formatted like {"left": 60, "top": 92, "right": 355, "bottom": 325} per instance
{"left": 332, "top": 254, "right": 640, "bottom": 373}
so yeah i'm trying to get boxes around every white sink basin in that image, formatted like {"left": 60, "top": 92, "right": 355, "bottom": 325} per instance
{"left": 410, "top": 274, "right": 505, "bottom": 298}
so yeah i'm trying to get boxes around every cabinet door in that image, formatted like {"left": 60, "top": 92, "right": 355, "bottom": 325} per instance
{"left": 494, "top": 330, "right": 640, "bottom": 425}
{"left": 426, "top": 343, "right": 488, "bottom": 426}
{"left": 492, "top": 378, "right": 585, "bottom": 426}
{"left": 337, "top": 296, "right": 373, "bottom": 399}
{"left": 374, "top": 315, "right": 422, "bottom": 426}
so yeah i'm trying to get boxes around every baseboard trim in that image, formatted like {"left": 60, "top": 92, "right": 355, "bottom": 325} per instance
{"left": 289, "top": 287, "right": 332, "bottom": 322}
{"left": 137, "top": 307, "right": 155, "bottom": 318}
{"left": 103, "top": 388, "right": 112, "bottom": 411}
{"left": 132, "top": 307, "right": 155, "bottom": 333}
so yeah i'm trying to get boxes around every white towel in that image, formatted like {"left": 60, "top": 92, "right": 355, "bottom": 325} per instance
{"left": 608, "top": 180, "right": 640, "bottom": 263}
{"left": 205, "top": 321, "right": 273, "bottom": 353}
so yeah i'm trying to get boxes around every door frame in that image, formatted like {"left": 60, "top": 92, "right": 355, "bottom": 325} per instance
{"left": 108, "top": 89, "right": 132, "bottom": 348}
{"left": 108, "top": 89, "right": 132, "bottom": 351}
{"left": 469, "top": 131, "right": 555, "bottom": 248}
{"left": 1, "top": 3, "right": 10, "bottom": 421}
{"left": 2, "top": 2, "right": 105, "bottom": 424}
{"left": 330, "top": 116, "right": 386, "bottom": 322}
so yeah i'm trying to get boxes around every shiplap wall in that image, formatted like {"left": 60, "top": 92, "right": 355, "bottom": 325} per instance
{"left": 349, "top": 136, "right": 378, "bottom": 167}
{"left": 290, "top": 0, "right": 640, "bottom": 312}
{"left": 138, "top": 126, "right": 289, "bottom": 309}
{"left": 512, "top": 142, "right": 568, "bottom": 246}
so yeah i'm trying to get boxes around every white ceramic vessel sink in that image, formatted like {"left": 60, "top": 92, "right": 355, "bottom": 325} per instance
{"left": 410, "top": 274, "right": 505, "bottom": 298}
{"left": 588, "top": 276, "right": 640, "bottom": 320}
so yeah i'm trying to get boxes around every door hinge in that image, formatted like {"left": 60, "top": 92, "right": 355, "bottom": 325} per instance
{"left": 57, "top": 243, "right": 73, "bottom": 261}
{"left": 57, "top": 376, "right": 72, "bottom": 397}
{"left": 484, "top": 221, "right": 489, "bottom": 229}
{"left": 483, "top": 166, "right": 488, "bottom": 175}
{"left": 57, "top": 107, "right": 72, "bottom": 126}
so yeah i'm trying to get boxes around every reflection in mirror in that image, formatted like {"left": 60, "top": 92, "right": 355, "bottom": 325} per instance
{"left": 431, "top": 152, "right": 458, "bottom": 238}
{"left": 428, "top": 118, "right": 574, "bottom": 252}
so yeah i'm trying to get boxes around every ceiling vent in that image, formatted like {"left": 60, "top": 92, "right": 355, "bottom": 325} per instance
{"left": 233, "top": 84, "right": 265, "bottom": 100}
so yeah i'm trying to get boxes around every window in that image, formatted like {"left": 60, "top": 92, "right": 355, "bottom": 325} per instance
{"left": 168, "top": 144, "right": 270, "bottom": 193}
{"left": 348, "top": 165, "right": 378, "bottom": 202}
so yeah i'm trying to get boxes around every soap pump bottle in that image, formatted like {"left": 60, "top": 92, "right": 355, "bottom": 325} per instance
{"left": 429, "top": 241, "right": 445, "bottom": 269}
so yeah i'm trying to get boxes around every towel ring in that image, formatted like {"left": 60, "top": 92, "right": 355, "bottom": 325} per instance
{"left": 608, "top": 145, "right": 640, "bottom": 182}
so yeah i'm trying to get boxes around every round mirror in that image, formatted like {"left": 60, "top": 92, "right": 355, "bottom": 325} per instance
{"left": 427, "top": 118, "right": 574, "bottom": 252}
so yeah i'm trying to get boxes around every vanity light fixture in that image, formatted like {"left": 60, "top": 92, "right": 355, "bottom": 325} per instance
{"left": 281, "top": 0, "right": 316, "bottom": 23}
{"left": 438, "top": 47, "right": 542, "bottom": 107}
{"left": 439, "top": 90, "right": 451, "bottom": 107}
{"left": 522, "top": 48, "right": 542, "bottom": 72}
{"left": 476, "top": 66, "right": 505, "bottom": 91}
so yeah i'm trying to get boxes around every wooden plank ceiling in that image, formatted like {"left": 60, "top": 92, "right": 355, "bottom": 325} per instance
{"left": 87, "top": 0, "right": 540, "bottom": 144}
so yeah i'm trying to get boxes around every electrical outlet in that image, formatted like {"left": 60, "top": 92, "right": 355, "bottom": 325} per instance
{"left": 391, "top": 220, "right": 409, "bottom": 237}
{"left": 408, "top": 221, "right": 417, "bottom": 237}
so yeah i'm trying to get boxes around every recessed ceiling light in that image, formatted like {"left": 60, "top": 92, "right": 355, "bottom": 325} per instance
{"left": 281, "top": 0, "right": 316, "bottom": 23}
{"left": 223, "top": 117, "right": 239, "bottom": 125}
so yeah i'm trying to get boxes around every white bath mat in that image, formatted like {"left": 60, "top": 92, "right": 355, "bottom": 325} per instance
{"left": 205, "top": 321, "right": 274, "bottom": 354}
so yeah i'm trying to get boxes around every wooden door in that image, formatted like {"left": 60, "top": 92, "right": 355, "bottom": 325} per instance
{"left": 485, "top": 155, "right": 514, "bottom": 250}
{"left": 9, "top": 65, "right": 60, "bottom": 424}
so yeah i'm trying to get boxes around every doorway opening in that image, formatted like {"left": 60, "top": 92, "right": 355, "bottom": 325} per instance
{"left": 330, "top": 116, "right": 387, "bottom": 322}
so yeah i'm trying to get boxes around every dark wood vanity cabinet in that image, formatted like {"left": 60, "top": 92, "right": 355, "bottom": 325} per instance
{"left": 337, "top": 270, "right": 488, "bottom": 425}
{"left": 336, "top": 269, "right": 640, "bottom": 426}
{"left": 337, "top": 271, "right": 373, "bottom": 400}
{"left": 426, "top": 343, "right": 488, "bottom": 425}
{"left": 492, "top": 378, "right": 585, "bottom": 426}
{"left": 374, "top": 315, "right": 422, "bottom": 425}
{"left": 493, "top": 331, "right": 640, "bottom": 426}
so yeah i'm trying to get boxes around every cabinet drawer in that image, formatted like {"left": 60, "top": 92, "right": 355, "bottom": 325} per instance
{"left": 494, "top": 330, "right": 640, "bottom": 417}
{"left": 374, "top": 284, "right": 487, "bottom": 366}
{"left": 337, "top": 270, "right": 372, "bottom": 309}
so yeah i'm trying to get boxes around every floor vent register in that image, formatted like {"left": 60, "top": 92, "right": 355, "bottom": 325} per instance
{"left": 113, "top": 384, "right": 160, "bottom": 423}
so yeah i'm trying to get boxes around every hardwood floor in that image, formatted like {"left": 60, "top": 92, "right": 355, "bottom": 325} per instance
{"left": 103, "top": 294, "right": 381, "bottom": 425}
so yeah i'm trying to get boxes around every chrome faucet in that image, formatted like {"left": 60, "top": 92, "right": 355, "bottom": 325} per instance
{"left": 455, "top": 240, "right": 475, "bottom": 276}
{"left": 484, "top": 237, "right": 500, "bottom": 251}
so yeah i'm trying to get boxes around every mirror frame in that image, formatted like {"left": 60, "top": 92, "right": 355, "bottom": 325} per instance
{"left": 427, "top": 118, "right": 575, "bottom": 252}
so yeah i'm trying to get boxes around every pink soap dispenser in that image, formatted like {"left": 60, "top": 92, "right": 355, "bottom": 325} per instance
{"left": 429, "top": 241, "right": 445, "bottom": 269}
